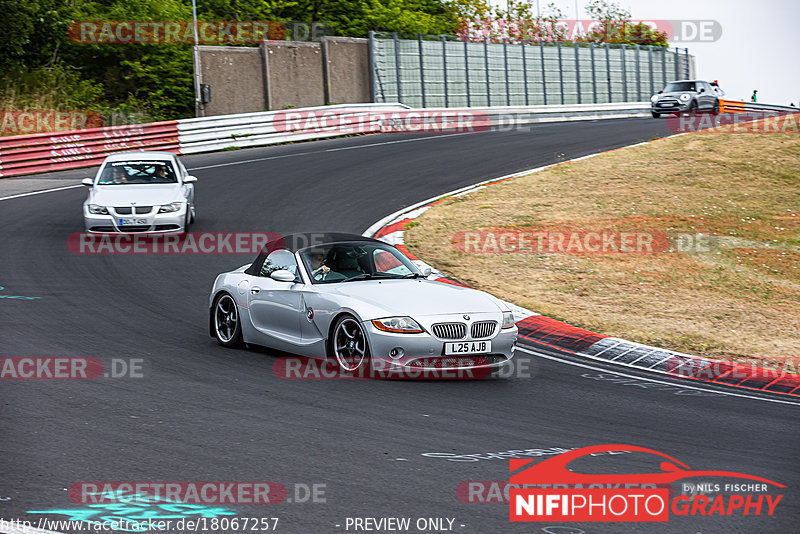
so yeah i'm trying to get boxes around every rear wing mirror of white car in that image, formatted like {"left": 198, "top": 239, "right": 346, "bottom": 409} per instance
{"left": 184, "top": 175, "right": 198, "bottom": 183}
{"left": 81, "top": 178, "right": 93, "bottom": 187}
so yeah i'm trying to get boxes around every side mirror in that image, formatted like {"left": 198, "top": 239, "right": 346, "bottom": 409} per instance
{"left": 658, "top": 90, "right": 662, "bottom": 94}
{"left": 184, "top": 175, "right": 198, "bottom": 183}
{"left": 270, "top": 269, "right": 296, "bottom": 283}
{"left": 81, "top": 178, "right": 94, "bottom": 187}
{"left": 421, "top": 266, "right": 432, "bottom": 277}
{"left": 699, "top": 88, "right": 705, "bottom": 93}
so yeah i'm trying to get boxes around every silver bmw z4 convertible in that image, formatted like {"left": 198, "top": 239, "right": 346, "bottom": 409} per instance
{"left": 209, "top": 233, "right": 518, "bottom": 375}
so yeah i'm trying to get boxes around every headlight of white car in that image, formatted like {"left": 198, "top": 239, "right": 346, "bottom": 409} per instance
{"left": 502, "top": 311, "right": 515, "bottom": 329}
{"left": 679, "top": 93, "right": 691, "bottom": 101}
{"left": 371, "top": 317, "right": 424, "bottom": 334}
{"left": 650, "top": 95, "right": 659, "bottom": 103}
{"left": 158, "top": 202, "right": 183, "bottom": 213}
{"left": 87, "top": 204, "right": 108, "bottom": 215}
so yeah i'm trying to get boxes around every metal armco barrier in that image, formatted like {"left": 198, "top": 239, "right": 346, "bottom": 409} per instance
{"left": 719, "top": 99, "right": 746, "bottom": 113}
{"left": 720, "top": 99, "right": 797, "bottom": 114}
{"left": 0, "top": 121, "right": 179, "bottom": 177}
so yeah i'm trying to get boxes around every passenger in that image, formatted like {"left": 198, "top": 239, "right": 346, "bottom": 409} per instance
{"left": 111, "top": 166, "right": 127, "bottom": 184}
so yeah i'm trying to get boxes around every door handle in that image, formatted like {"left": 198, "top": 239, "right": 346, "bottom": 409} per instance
{"left": 251, "top": 287, "right": 261, "bottom": 294}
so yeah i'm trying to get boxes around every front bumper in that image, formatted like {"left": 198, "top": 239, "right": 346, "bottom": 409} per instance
{"left": 84, "top": 205, "right": 186, "bottom": 233}
{"left": 651, "top": 100, "right": 691, "bottom": 114}
{"left": 364, "top": 316, "right": 517, "bottom": 376}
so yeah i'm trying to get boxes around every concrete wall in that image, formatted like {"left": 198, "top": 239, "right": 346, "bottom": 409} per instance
{"left": 265, "top": 41, "right": 325, "bottom": 110}
{"left": 196, "top": 38, "right": 372, "bottom": 117}
{"left": 323, "top": 37, "right": 371, "bottom": 104}
{"left": 197, "top": 46, "right": 266, "bottom": 117}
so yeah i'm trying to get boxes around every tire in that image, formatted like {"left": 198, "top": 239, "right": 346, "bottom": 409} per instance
{"left": 212, "top": 293, "right": 243, "bottom": 348}
{"left": 711, "top": 99, "right": 720, "bottom": 115}
{"left": 329, "top": 314, "right": 370, "bottom": 373}
{"left": 651, "top": 111, "right": 660, "bottom": 119}
{"left": 688, "top": 101, "right": 698, "bottom": 113}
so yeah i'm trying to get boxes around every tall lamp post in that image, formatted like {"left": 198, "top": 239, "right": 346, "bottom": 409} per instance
{"left": 192, "top": 0, "right": 202, "bottom": 117}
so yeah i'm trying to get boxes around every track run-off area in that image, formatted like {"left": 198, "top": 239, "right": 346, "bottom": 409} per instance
{"left": 1, "top": 118, "right": 798, "bottom": 533}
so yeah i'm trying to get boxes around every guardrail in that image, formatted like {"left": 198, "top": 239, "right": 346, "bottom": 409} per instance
{"left": 720, "top": 99, "right": 797, "bottom": 114}
{"left": 0, "top": 99, "right": 774, "bottom": 178}
{"left": 0, "top": 122, "right": 179, "bottom": 177}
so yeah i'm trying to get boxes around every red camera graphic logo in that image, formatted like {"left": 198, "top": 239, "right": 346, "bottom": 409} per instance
{"left": 509, "top": 445, "right": 784, "bottom": 522}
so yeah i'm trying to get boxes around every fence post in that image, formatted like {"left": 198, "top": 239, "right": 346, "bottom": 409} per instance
{"left": 393, "top": 32, "right": 403, "bottom": 104}
{"left": 418, "top": 34, "right": 426, "bottom": 107}
{"left": 464, "top": 40, "right": 471, "bottom": 107}
{"left": 590, "top": 43, "right": 597, "bottom": 103}
{"left": 674, "top": 48, "right": 679, "bottom": 80}
{"left": 574, "top": 42, "right": 581, "bottom": 104}
{"left": 605, "top": 43, "right": 611, "bottom": 102}
{"left": 621, "top": 45, "right": 627, "bottom": 102}
{"left": 522, "top": 42, "right": 529, "bottom": 106}
{"left": 558, "top": 41, "right": 564, "bottom": 105}
{"left": 503, "top": 41, "right": 511, "bottom": 106}
{"left": 661, "top": 46, "right": 667, "bottom": 88}
{"left": 635, "top": 44, "right": 641, "bottom": 101}
{"left": 540, "top": 43, "right": 548, "bottom": 105}
{"left": 441, "top": 35, "right": 449, "bottom": 107}
{"left": 484, "top": 38, "right": 491, "bottom": 106}
{"left": 368, "top": 31, "right": 377, "bottom": 103}
{"left": 684, "top": 47, "right": 690, "bottom": 78}
{"left": 648, "top": 45, "right": 654, "bottom": 97}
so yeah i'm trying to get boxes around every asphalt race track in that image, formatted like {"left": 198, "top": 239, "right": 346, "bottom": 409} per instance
{"left": 1, "top": 118, "right": 798, "bottom": 534}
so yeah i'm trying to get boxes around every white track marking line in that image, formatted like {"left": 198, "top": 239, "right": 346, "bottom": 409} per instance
{"left": 0, "top": 184, "right": 83, "bottom": 202}
{"left": 188, "top": 132, "right": 474, "bottom": 170}
{"left": 517, "top": 345, "right": 800, "bottom": 406}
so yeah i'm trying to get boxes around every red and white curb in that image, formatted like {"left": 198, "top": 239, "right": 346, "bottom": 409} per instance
{"left": 363, "top": 147, "right": 800, "bottom": 397}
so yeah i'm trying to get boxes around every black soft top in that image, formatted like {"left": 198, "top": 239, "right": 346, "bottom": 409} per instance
{"left": 244, "top": 232, "right": 386, "bottom": 276}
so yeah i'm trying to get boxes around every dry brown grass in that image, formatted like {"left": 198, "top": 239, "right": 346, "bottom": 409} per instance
{"left": 405, "top": 131, "right": 800, "bottom": 367}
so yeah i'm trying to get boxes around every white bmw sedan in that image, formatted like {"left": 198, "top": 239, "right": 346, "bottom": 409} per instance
{"left": 82, "top": 151, "right": 196, "bottom": 233}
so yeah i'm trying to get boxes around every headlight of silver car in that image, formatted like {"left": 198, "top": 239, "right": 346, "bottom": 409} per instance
{"left": 650, "top": 95, "right": 659, "bottom": 103}
{"left": 158, "top": 202, "right": 183, "bottom": 213}
{"left": 87, "top": 204, "right": 108, "bottom": 215}
{"left": 502, "top": 311, "right": 515, "bottom": 329}
{"left": 371, "top": 317, "right": 424, "bottom": 334}
{"left": 679, "top": 93, "right": 691, "bottom": 101}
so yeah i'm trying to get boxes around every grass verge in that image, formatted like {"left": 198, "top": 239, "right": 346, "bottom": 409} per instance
{"left": 405, "top": 129, "right": 800, "bottom": 368}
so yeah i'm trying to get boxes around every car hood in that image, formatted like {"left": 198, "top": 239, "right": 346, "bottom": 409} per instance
{"left": 87, "top": 184, "right": 183, "bottom": 206}
{"left": 657, "top": 91, "right": 694, "bottom": 99}
{"left": 319, "top": 279, "right": 504, "bottom": 317}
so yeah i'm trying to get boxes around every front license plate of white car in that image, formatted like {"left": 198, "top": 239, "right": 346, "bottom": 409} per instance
{"left": 445, "top": 341, "right": 491, "bottom": 355}
{"left": 119, "top": 218, "right": 146, "bottom": 226}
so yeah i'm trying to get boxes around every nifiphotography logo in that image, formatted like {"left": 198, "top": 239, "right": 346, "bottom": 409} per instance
{"left": 509, "top": 444, "right": 785, "bottom": 522}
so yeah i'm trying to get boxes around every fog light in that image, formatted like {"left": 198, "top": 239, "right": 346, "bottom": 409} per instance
{"left": 389, "top": 348, "right": 404, "bottom": 359}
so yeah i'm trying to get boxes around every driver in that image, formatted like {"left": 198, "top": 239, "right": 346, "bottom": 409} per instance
{"left": 308, "top": 250, "right": 330, "bottom": 279}
{"left": 154, "top": 165, "right": 169, "bottom": 181}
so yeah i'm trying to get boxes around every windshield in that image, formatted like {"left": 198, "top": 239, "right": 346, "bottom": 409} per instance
{"left": 97, "top": 160, "right": 178, "bottom": 185}
{"left": 299, "top": 241, "right": 421, "bottom": 284}
{"left": 663, "top": 81, "right": 696, "bottom": 93}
